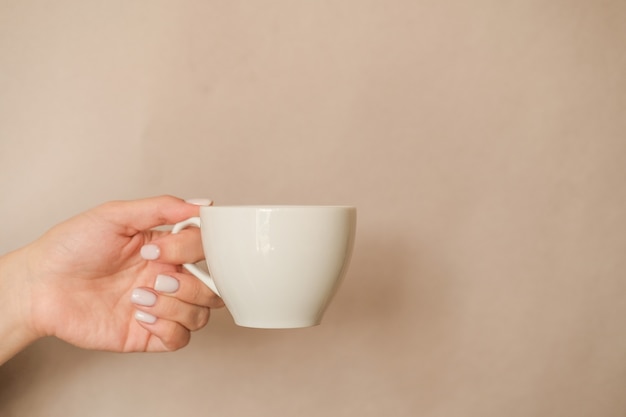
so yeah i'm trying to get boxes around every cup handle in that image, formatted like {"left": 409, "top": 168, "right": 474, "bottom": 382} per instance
{"left": 171, "top": 217, "right": 221, "bottom": 296}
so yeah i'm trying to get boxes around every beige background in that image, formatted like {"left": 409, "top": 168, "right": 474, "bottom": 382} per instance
{"left": 1, "top": 1, "right": 625, "bottom": 416}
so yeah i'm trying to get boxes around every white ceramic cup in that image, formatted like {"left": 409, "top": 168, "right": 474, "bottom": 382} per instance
{"left": 171, "top": 206, "right": 357, "bottom": 329}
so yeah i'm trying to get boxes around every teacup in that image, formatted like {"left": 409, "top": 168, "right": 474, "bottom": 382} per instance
{"left": 172, "top": 205, "right": 356, "bottom": 328}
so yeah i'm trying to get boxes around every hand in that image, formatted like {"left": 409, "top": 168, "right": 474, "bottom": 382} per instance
{"left": 0, "top": 195, "right": 223, "bottom": 364}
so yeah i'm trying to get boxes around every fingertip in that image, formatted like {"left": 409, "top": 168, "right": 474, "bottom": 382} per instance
{"left": 135, "top": 310, "right": 158, "bottom": 324}
{"left": 147, "top": 228, "right": 204, "bottom": 265}
{"left": 140, "top": 244, "right": 161, "bottom": 260}
{"left": 185, "top": 198, "right": 213, "bottom": 206}
{"left": 154, "top": 274, "right": 180, "bottom": 293}
{"left": 209, "top": 297, "right": 226, "bottom": 309}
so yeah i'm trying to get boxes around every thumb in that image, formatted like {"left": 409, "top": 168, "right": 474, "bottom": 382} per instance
{"left": 94, "top": 195, "right": 211, "bottom": 235}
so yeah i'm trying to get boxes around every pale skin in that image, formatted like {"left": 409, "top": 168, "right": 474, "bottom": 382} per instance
{"left": 0, "top": 195, "right": 224, "bottom": 365}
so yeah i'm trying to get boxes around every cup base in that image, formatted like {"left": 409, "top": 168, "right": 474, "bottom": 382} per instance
{"left": 233, "top": 319, "right": 322, "bottom": 329}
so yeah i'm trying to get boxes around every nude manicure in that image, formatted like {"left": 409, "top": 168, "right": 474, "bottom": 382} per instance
{"left": 185, "top": 198, "right": 213, "bottom": 206}
{"left": 154, "top": 274, "right": 179, "bottom": 293}
{"left": 140, "top": 244, "right": 160, "bottom": 260}
{"left": 131, "top": 288, "right": 157, "bottom": 307}
{"left": 135, "top": 310, "right": 157, "bottom": 324}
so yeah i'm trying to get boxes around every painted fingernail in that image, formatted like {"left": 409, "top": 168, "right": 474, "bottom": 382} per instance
{"left": 185, "top": 198, "right": 213, "bottom": 206}
{"left": 154, "top": 274, "right": 179, "bottom": 293}
{"left": 135, "top": 310, "right": 157, "bottom": 324}
{"left": 140, "top": 244, "right": 160, "bottom": 260}
{"left": 131, "top": 288, "right": 157, "bottom": 306}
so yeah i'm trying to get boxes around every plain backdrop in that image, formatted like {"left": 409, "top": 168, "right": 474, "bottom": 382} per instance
{"left": 1, "top": 1, "right": 625, "bottom": 416}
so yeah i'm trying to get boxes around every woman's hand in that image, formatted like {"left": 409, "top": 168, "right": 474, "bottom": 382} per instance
{"left": 0, "top": 195, "right": 223, "bottom": 364}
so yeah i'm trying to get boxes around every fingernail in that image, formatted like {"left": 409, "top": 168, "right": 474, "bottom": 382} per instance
{"left": 154, "top": 274, "right": 179, "bottom": 293}
{"left": 135, "top": 310, "right": 157, "bottom": 324}
{"left": 131, "top": 288, "right": 157, "bottom": 306}
{"left": 185, "top": 198, "right": 213, "bottom": 206}
{"left": 140, "top": 244, "right": 160, "bottom": 260}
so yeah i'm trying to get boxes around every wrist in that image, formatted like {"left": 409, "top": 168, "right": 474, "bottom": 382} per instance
{"left": 0, "top": 246, "right": 41, "bottom": 364}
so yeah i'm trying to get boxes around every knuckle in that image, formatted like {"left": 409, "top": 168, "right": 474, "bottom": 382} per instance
{"left": 164, "top": 328, "right": 191, "bottom": 351}
{"left": 189, "top": 278, "right": 210, "bottom": 305}
{"left": 95, "top": 200, "right": 124, "bottom": 216}
{"left": 163, "top": 229, "right": 202, "bottom": 264}
{"left": 191, "top": 307, "right": 211, "bottom": 331}
{"left": 208, "top": 293, "right": 225, "bottom": 309}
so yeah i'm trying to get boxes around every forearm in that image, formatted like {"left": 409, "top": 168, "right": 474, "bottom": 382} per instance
{"left": 0, "top": 247, "right": 39, "bottom": 365}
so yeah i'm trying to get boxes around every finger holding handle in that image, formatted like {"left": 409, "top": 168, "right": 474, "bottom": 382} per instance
{"left": 171, "top": 217, "right": 221, "bottom": 296}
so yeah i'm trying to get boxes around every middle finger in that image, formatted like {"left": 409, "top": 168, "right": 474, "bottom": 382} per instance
{"left": 153, "top": 271, "right": 224, "bottom": 309}
{"left": 131, "top": 287, "right": 211, "bottom": 331}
